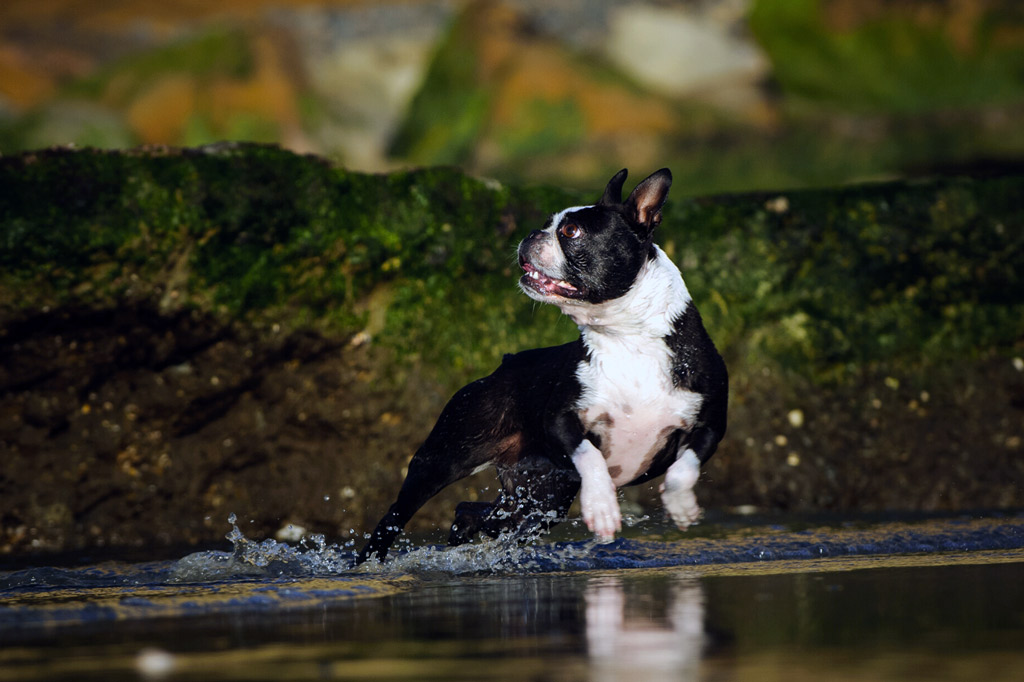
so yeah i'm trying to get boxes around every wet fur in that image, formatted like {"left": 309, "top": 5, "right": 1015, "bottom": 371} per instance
{"left": 356, "top": 168, "right": 727, "bottom": 564}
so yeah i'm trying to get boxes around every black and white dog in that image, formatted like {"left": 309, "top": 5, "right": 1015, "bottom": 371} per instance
{"left": 356, "top": 168, "right": 727, "bottom": 564}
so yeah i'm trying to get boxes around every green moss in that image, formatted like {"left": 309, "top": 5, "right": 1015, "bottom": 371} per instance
{"left": 1, "top": 145, "right": 1021, "bottom": 392}
{"left": 668, "top": 177, "right": 1024, "bottom": 381}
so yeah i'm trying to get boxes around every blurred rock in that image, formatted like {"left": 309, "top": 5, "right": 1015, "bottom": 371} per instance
{"left": 2, "top": 0, "right": 1024, "bottom": 193}
{"left": 390, "top": 0, "right": 692, "bottom": 184}
{"left": 281, "top": 3, "right": 450, "bottom": 168}
{"left": 605, "top": 0, "right": 770, "bottom": 112}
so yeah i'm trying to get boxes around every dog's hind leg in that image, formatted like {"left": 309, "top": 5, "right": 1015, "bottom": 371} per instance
{"left": 447, "top": 501, "right": 494, "bottom": 545}
{"left": 355, "top": 446, "right": 472, "bottom": 565}
{"left": 447, "top": 456, "right": 580, "bottom": 546}
{"left": 355, "top": 369, "right": 534, "bottom": 564}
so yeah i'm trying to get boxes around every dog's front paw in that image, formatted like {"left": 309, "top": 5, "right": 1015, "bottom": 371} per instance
{"left": 579, "top": 476, "right": 621, "bottom": 542}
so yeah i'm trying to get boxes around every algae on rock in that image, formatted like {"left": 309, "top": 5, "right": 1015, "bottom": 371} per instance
{"left": 0, "top": 144, "right": 1022, "bottom": 555}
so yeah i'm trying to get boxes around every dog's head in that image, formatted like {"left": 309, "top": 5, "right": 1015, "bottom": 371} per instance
{"left": 518, "top": 168, "right": 672, "bottom": 307}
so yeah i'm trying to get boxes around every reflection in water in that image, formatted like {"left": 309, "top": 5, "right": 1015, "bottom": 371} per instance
{"left": 585, "top": 575, "right": 705, "bottom": 681}
{"left": 2, "top": 516, "right": 1022, "bottom": 682}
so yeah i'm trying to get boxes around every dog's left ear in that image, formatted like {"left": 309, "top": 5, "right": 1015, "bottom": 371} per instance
{"left": 625, "top": 168, "right": 672, "bottom": 236}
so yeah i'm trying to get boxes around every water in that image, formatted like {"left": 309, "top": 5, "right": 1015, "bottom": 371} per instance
{"left": 1, "top": 513, "right": 1022, "bottom": 681}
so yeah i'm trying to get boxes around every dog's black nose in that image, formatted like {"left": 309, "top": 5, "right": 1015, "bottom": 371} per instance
{"left": 526, "top": 229, "right": 544, "bottom": 241}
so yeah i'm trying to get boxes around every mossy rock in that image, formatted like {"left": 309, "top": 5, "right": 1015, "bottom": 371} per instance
{"left": 1, "top": 144, "right": 1022, "bottom": 555}
{"left": 5, "top": 144, "right": 1021, "bottom": 383}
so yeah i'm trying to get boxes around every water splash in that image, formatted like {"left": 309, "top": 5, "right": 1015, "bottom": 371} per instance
{"left": 171, "top": 512, "right": 611, "bottom": 582}
{"left": 169, "top": 514, "right": 357, "bottom": 582}
{"left": 166, "top": 511, "right": 1024, "bottom": 583}
{"left": 355, "top": 530, "right": 605, "bottom": 577}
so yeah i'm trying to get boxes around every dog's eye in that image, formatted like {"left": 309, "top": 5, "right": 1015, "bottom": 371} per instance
{"left": 560, "top": 224, "right": 583, "bottom": 239}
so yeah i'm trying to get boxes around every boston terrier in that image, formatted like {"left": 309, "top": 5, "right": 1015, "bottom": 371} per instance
{"left": 356, "top": 168, "right": 727, "bottom": 564}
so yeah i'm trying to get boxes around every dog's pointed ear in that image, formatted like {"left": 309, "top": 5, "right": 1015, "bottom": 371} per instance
{"left": 599, "top": 169, "right": 629, "bottom": 206}
{"left": 625, "top": 168, "right": 672, "bottom": 235}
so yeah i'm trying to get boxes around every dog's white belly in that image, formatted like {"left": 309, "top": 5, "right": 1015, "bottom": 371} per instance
{"left": 582, "top": 391, "right": 702, "bottom": 487}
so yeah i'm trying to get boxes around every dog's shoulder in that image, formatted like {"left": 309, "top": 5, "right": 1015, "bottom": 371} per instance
{"left": 664, "top": 301, "right": 728, "bottom": 405}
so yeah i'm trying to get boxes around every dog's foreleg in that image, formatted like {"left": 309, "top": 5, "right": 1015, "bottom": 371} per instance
{"left": 659, "top": 448, "right": 702, "bottom": 528}
{"left": 660, "top": 422, "right": 724, "bottom": 528}
{"left": 571, "top": 440, "right": 621, "bottom": 542}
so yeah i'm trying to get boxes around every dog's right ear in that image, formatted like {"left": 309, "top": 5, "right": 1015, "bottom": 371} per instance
{"left": 599, "top": 169, "right": 629, "bottom": 206}
{"left": 625, "top": 168, "right": 672, "bottom": 236}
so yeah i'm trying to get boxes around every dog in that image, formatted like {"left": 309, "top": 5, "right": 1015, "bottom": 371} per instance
{"left": 355, "top": 168, "right": 727, "bottom": 564}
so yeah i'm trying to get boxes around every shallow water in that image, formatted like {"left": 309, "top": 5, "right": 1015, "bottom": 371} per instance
{"left": 1, "top": 513, "right": 1022, "bottom": 681}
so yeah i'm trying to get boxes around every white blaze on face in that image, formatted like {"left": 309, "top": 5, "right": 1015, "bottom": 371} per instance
{"left": 519, "top": 205, "right": 594, "bottom": 305}
{"left": 532, "top": 206, "right": 591, "bottom": 278}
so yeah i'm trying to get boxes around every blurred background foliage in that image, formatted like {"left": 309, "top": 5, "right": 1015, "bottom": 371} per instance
{"left": 2, "top": 0, "right": 1023, "bottom": 196}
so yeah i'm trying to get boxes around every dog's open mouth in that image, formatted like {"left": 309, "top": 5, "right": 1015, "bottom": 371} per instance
{"left": 520, "top": 261, "right": 583, "bottom": 299}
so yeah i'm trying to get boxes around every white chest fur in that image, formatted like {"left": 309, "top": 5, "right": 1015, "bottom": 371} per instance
{"left": 576, "top": 332, "right": 703, "bottom": 486}
{"left": 570, "top": 247, "right": 703, "bottom": 487}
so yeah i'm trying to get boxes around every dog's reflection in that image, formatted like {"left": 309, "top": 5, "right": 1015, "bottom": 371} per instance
{"left": 584, "top": 575, "right": 705, "bottom": 681}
